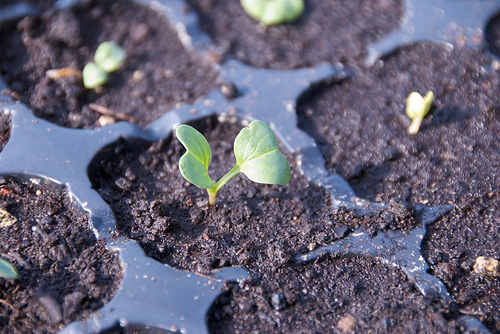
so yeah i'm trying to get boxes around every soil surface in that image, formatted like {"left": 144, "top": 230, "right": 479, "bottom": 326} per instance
{"left": 91, "top": 118, "right": 456, "bottom": 333}
{"left": 0, "top": 177, "right": 122, "bottom": 333}
{"left": 486, "top": 13, "right": 500, "bottom": 58}
{"left": 423, "top": 192, "right": 500, "bottom": 333}
{"left": 298, "top": 43, "right": 499, "bottom": 207}
{"left": 186, "top": 0, "right": 402, "bottom": 70}
{"left": 0, "top": 0, "right": 218, "bottom": 129}
{"left": 297, "top": 43, "right": 500, "bottom": 332}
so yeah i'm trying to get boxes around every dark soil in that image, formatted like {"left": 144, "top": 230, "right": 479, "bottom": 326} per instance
{"left": 297, "top": 43, "right": 499, "bottom": 207}
{"left": 424, "top": 192, "right": 500, "bottom": 333}
{"left": 297, "top": 43, "right": 500, "bottom": 332}
{"left": 486, "top": 13, "right": 500, "bottom": 58}
{"left": 90, "top": 118, "right": 455, "bottom": 333}
{"left": 186, "top": 0, "right": 402, "bottom": 70}
{"left": 0, "top": 177, "right": 122, "bottom": 333}
{"left": 0, "top": 112, "right": 11, "bottom": 152}
{"left": 0, "top": 0, "right": 217, "bottom": 129}
{"left": 209, "top": 256, "right": 454, "bottom": 334}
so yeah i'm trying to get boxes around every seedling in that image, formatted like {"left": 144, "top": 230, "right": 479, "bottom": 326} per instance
{"left": 0, "top": 258, "right": 17, "bottom": 279}
{"left": 406, "top": 91, "right": 433, "bottom": 134}
{"left": 83, "top": 41, "right": 126, "bottom": 89}
{"left": 176, "top": 120, "right": 291, "bottom": 205}
{"left": 241, "top": 0, "right": 304, "bottom": 26}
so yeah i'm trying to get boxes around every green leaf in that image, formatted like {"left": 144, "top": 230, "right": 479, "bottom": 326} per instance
{"left": 0, "top": 258, "right": 17, "bottom": 279}
{"left": 240, "top": 0, "right": 267, "bottom": 21}
{"left": 241, "top": 0, "right": 304, "bottom": 26}
{"left": 234, "top": 120, "right": 290, "bottom": 185}
{"left": 176, "top": 124, "right": 215, "bottom": 189}
{"left": 94, "top": 41, "right": 126, "bottom": 73}
{"left": 82, "top": 62, "right": 109, "bottom": 89}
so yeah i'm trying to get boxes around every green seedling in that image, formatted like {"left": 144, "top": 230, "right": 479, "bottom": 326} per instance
{"left": 82, "top": 62, "right": 108, "bottom": 89}
{"left": 176, "top": 120, "right": 291, "bottom": 205}
{"left": 406, "top": 91, "right": 433, "bottom": 134}
{"left": 83, "top": 41, "right": 126, "bottom": 89}
{"left": 0, "top": 258, "right": 17, "bottom": 279}
{"left": 241, "top": 0, "right": 304, "bottom": 26}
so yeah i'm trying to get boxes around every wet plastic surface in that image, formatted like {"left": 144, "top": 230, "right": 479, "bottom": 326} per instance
{"left": 0, "top": 0, "right": 498, "bottom": 333}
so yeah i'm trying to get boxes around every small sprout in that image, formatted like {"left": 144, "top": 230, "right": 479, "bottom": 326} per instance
{"left": 176, "top": 120, "right": 291, "bottom": 205}
{"left": 406, "top": 91, "right": 433, "bottom": 134}
{"left": 82, "top": 41, "right": 126, "bottom": 89}
{"left": 94, "top": 41, "right": 126, "bottom": 73}
{"left": 241, "top": 0, "right": 304, "bottom": 26}
{"left": 82, "top": 62, "right": 108, "bottom": 89}
{"left": 0, "top": 258, "right": 17, "bottom": 279}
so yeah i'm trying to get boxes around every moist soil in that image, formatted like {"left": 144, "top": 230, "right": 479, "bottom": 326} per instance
{"left": 91, "top": 118, "right": 457, "bottom": 333}
{"left": 297, "top": 43, "right": 500, "bottom": 333}
{"left": 186, "top": 0, "right": 402, "bottom": 70}
{"left": 0, "top": 177, "right": 122, "bottom": 333}
{"left": 0, "top": 0, "right": 217, "bottom": 129}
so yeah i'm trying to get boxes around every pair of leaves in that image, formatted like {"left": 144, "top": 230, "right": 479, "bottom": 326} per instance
{"left": 83, "top": 41, "right": 126, "bottom": 89}
{"left": 176, "top": 120, "right": 290, "bottom": 197}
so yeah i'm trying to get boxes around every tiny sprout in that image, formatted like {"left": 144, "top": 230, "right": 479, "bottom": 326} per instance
{"left": 94, "top": 41, "right": 126, "bottom": 73}
{"left": 406, "top": 91, "right": 433, "bottom": 135}
{"left": 82, "top": 62, "right": 108, "bottom": 89}
{"left": 176, "top": 120, "right": 291, "bottom": 205}
{"left": 83, "top": 41, "right": 126, "bottom": 89}
{"left": 0, "top": 258, "right": 17, "bottom": 279}
{"left": 241, "top": 0, "right": 304, "bottom": 26}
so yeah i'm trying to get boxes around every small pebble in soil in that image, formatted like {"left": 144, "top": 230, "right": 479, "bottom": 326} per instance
{"left": 337, "top": 314, "right": 356, "bottom": 332}
{"left": 0, "top": 208, "right": 17, "bottom": 227}
{"left": 270, "top": 292, "right": 287, "bottom": 311}
{"left": 115, "top": 177, "right": 132, "bottom": 191}
{"left": 221, "top": 82, "right": 239, "bottom": 99}
{"left": 37, "top": 294, "right": 63, "bottom": 322}
{"left": 473, "top": 256, "right": 500, "bottom": 277}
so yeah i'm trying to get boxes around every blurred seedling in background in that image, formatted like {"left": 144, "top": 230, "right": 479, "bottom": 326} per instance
{"left": 83, "top": 41, "right": 126, "bottom": 89}
{"left": 241, "top": 0, "right": 304, "bottom": 26}
{"left": 176, "top": 120, "right": 291, "bottom": 205}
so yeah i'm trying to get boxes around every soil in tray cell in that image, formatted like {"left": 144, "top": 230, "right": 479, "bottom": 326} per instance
{"left": 297, "top": 43, "right": 500, "bottom": 207}
{"left": 186, "top": 0, "right": 402, "bottom": 70}
{"left": 423, "top": 191, "right": 500, "bottom": 334}
{"left": 298, "top": 42, "right": 500, "bottom": 333}
{"left": 1, "top": 1, "right": 57, "bottom": 12}
{"left": 0, "top": 0, "right": 217, "bottom": 129}
{"left": 0, "top": 177, "right": 121, "bottom": 333}
{"left": 89, "top": 117, "right": 450, "bottom": 332}
{"left": 209, "top": 256, "right": 455, "bottom": 333}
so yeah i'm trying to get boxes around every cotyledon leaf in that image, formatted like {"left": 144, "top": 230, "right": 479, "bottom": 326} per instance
{"left": 176, "top": 125, "right": 215, "bottom": 189}
{"left": 234, "top": 120, "right": 290, "bottom": 185}
{"left": 241, "top": 0, "right": 304, "bottom": 26}
{"left": 241, "top": 0, "right": 267, "bottom": 21}
{"left": 0, "top": 258, "right": 17, "bottom": 279}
